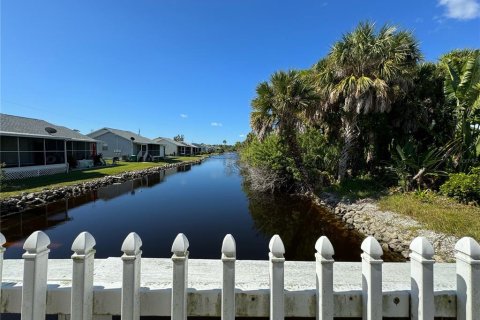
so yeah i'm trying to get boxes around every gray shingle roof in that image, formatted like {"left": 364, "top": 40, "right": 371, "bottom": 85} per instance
{"left": 154, "top": 137, "right": 186, "bottom": 147}
{"left": 90, "top": 128, "right": 160, "bottom": 145}
{"left": 0, "top": 113, "right": 97, "bottom": 142}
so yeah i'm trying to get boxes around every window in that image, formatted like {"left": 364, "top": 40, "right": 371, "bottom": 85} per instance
{"left": 20, "top": 152, "right": 45, "bottom": 166}
{"left": 102, "top": 143, "right": 108, "bottom": 151}
{"left": 0, "top": 152, "right": 19, "bottom": 167}
{"left": 45, "top": 139, "right": 65, "bottom": 151}
{"left": 0, "top": 136, "right": 17, "bottom": 151}
{"left": 19, "top": 137, "right": 44, "bottom": 151}
{"left": 46, "top": 151, "right": 65, "bottom": 164}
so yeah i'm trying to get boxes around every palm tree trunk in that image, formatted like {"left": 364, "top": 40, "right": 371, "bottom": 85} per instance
{"left": 338, "top": 114, "right": 359, "bottom": 182}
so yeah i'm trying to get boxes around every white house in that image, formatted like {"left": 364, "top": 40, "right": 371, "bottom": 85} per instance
{"left": 88, "top": 128, "right": 165, "bottom": 161}
{"left": 153, "top": 137, "right": 200, "bottom": 156}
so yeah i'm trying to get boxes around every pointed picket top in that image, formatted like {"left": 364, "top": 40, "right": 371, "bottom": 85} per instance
{"left": 315, "top": 236, "right": 334, "bottom": 260}
{"left": 269, "top": 234, "right": 285, "bottom": 258}
{"left": 0, "top": 232, "right": 5, "bottom": 247}
{"left": 361, "top": 236, "right": 383, "bottom": 259}
{"left": 23, "top": 231, "right": 50, "bottom": 254}
{"left": 71, "top": 231, "right": 96, "bottom": 255}
{"left": 409, "top": 236, "right": 434, "bottom": 259}
{"left": 221, "top": 234, "right": 236, "bottom": 258}
{"left": 171, "top": 233, "right": 189, "bottom": 256}
{"left": 121, "top": 232, "right": 142, "bottom": 256}
{"left": 455, "top": 237, "right": 480, "bottom": 259}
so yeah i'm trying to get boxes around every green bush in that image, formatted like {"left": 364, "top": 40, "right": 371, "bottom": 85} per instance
{"left": 240, "top": 134, "right": 299, "bottom": 180}
{"left": 298, "top": 128, "right": 340, "bottom": 185}
{"left": 440, "top": 167, "right": 480, "bottom": 204}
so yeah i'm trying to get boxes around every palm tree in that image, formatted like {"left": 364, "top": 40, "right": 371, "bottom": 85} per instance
{"left": 440, "top": 49, "right": 480, "bottom": 169}
{"left": 317, "top": 22, "right": 421, "bottom": 181}
{"left": 250, "top": 70, "right": 320, "bottom": 192}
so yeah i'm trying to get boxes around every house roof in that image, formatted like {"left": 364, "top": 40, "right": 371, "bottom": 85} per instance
{"left": 0, "top": 113, "right": 96, "bottom": 142}
{"left": 180, "top": 141, "right": 198, "bottom": 148}
{"left": 153, "top": 137, "right": 187, "bottom": 147}
{"left": 89, "top": 128, "right": 161, "bottom": 145}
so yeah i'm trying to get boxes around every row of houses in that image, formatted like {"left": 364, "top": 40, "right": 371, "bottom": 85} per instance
{"left": 0, "top": 114, "right": 209, "bottom": 180}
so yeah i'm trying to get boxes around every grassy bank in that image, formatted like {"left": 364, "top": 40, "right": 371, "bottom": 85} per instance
{"left": 0, "top": 155, "right": 205, "bottom": 199}
{"left": 378, "top": 193, "right": 480, "bottom": 240}
{"left": 325, "top": 177, "right": 480, "bottom": 241}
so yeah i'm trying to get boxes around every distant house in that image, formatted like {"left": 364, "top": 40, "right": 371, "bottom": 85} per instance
{"left": 192, "top": 143, "right": 208, "bottom": 153}
{"left": 0, "top": 114, "right": 98, "bottom": 179}
{"left": 181, "top": 142, "right": 201, "bottom": 155}
{"left": 153, "top": 137, "right": 200, "bottom": 156}
{"left": 88, "top": 128, "right": 165, "bottom": 161}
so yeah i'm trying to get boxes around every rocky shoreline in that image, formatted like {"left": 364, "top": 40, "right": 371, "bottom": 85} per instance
{"left": 0, "top": 159, "right": 203, "bottom": 217}
{"left": 311, "top": 192, "right": 458, "bottom": 262}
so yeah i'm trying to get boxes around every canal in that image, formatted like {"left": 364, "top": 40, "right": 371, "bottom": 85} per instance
{"left": 0, "top": 153, "right": 401, "bottom": 261}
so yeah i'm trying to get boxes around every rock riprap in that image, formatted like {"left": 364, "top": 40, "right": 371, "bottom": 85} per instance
{"left": 1, "top": 160, "right": 202, "bottom": 216}
{"left": 313, "top": 192, "right": 458, "bottom": 262}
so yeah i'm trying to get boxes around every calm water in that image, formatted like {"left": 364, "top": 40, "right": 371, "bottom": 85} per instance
{"left": 1, "top": 153, "right": 401, "bottom": 261}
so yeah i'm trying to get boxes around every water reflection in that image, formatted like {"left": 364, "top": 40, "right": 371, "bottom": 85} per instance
{"left": 1, "top": 166, "right": 182, "bottom": 252}
{"left": 0, "top": 155, "right": 403, "bottom": 262}
{"left": 245, "top": 190, "right": 402, "bottom": 261}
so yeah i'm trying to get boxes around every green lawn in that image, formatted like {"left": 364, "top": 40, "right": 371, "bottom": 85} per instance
{"left": 378, "top": 192, "right": 480, "bottom": 241}
{"left": 0, "top": 155, "right": 205, "bottom": 199}
{"left": 324, "top": 176, "right": 480, "bottom": 241}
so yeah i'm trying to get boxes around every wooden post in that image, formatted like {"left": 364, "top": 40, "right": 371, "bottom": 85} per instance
{"left": 221, "top": 234, "right": 236, "bottom": 320}
{"left": 171, "top": 233, "right": 189, "bottom": 320}
{"left": 121, "top": 232, "right": 142, "bottom": 320}
{"left": 409, "top": 237, "right": 435, "bottom": 320}
{"left": 269, "top": 234, "right": 285, "bottom": 320}
{"left": 361, "top": 236, "right": 383, "bottom": 320}
{"left": 315, "top": 236, "right": 334, "bottom": 320}
{"left": 455, "top": 237, "right": 480, "bottom": 320}
{"left": 71, "top": 232, "right": 96, "bottom": 320}
{"left": 0, "top": 232, "right": 6, "bottom": 304}
{"left": 21, "top": 231, "right": 51, "bottom": 320}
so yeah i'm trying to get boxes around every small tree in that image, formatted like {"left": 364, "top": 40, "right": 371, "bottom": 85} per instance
{"left": 174, "top": 134, "right": 184, "bottom": 142}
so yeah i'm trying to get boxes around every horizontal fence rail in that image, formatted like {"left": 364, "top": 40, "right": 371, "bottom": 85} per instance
{"left": 0, "top": 231, "right": 479, "bottom": 319}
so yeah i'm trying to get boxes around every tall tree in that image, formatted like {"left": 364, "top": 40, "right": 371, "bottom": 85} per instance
{"left": 250, "top": 70, "right": 320, "bottom": 192}
{"left": 317, "top": 22, "right": 421, "bottom": 181}
{"left": 440, "top": 49, "right": 480, "bottom": 170}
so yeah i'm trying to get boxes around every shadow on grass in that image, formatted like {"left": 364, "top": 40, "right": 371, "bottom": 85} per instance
{"left": 325, "top": 176, "right": 389, "bottom": 201}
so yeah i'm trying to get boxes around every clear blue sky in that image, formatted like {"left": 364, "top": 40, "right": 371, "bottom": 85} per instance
{"left": 1, "top": 0, "right": 479, "bottom": 144}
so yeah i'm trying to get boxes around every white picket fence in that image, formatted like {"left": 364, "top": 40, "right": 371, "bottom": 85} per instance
{"left": 0, "top": 231, "right": 479, "bottom": 319}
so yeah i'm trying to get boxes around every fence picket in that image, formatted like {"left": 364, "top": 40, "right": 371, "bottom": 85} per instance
{"left": 171, "top": 233, "right": 189, "bottom": 320}
{"left": 71, "top": 231, "right": 96, "bottom": 320}
{"left": 269, "top": 234, "right": 285, "bottom": 320}
{"left": 21, "top": 231, "right": 51, "bottom": 320}
{"left": 315, "top": 236, "right": 334, "bottom": 320}
{"left": 0, "top": 232, "right": 5, "bottom": 305}
{"left": 0, "top": 232, "right": 477, "bottom": 318}
{"left": 121, "top": 232, "right": 142, "bottom": 320}
{"left": 455, "top": 237, "right": 480, "bottom": 320}
{"left": 410, "top": 237, "right": 435, "bottom": 320}
{"left": 361, "top": 236, "right": 383, "bottom": 320}
{"left": 221, "top": 234, "right": 236, "bottom": 320}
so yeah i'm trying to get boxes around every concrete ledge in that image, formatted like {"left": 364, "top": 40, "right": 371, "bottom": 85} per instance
{"left": 1, "top": 258, "right": 457, "bottom": 317}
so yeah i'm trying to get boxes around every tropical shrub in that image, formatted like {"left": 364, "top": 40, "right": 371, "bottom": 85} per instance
{"left": 240, "top": 134, "right": 299, "bottom": 192}
{"left": 389, "top": 140, "right": 448, "bottom": 191}
{"left": 440, "top": 167, "right": 480, "bottom": 204}
{"left": 298, "top": 129, "right": 340, "bottom": 186}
